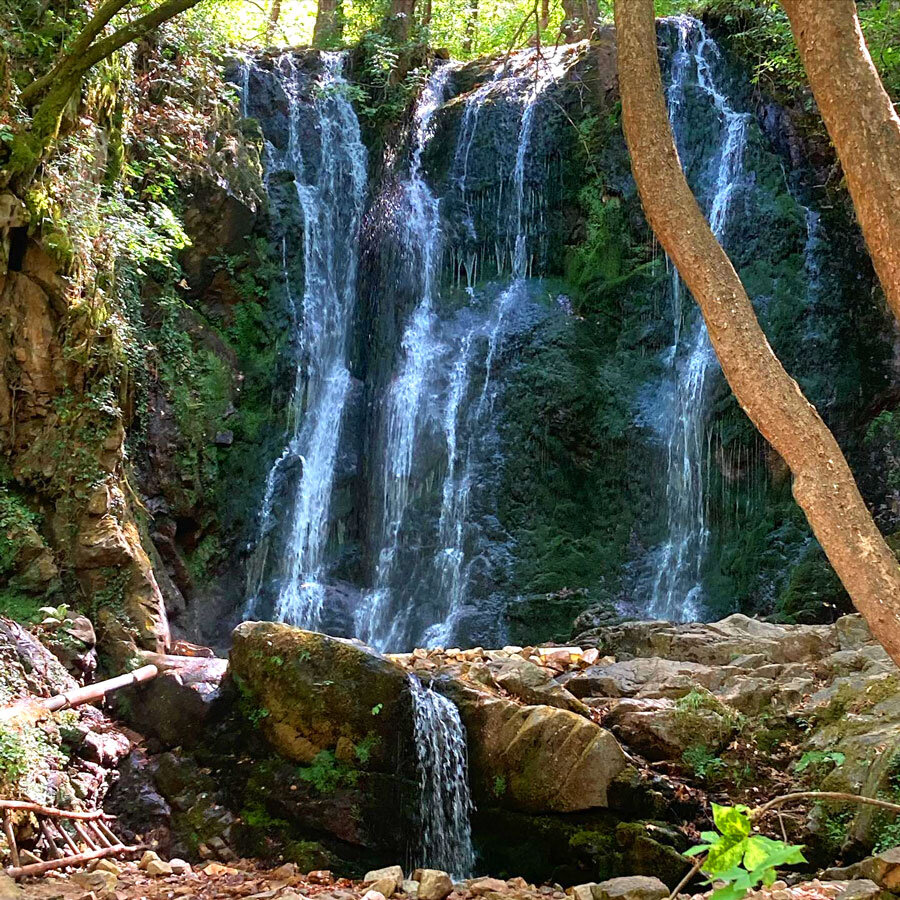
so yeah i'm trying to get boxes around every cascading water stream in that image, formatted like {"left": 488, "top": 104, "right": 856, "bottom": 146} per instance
{"left": 646, "top": 18, "right": 750, "bottom": 622}
{"left": 408, "top": 674, "right": 475, "bottom": 877}
{"left": 355, "top": 64, "right": 456, "bottom": 650}
{"left": 361, "top": 47, "right": 582, "bottom": 652}
{"left": 423, "top": 48, "right": 580, "bottom": 648}
{"left": 245, "top": 53, "right": 367, "bottom": 629}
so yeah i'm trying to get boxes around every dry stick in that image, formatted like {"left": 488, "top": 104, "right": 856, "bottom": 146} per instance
{"left": 95, "top": 820, "right": 121, "bottom": 847}
{"left": 0, "top": 801, "right": 113, "bottom": 820}
{"left": 56, "top": 823, "right": 80, "bottom": 855}
{"left": 2, "top": 811, "right": 19, "bottom": 869}
{"left": 73, "top": 821, "right": 98, "bottom": 851}
{"left": 39, "top": 820, "right": 62, "bottom": 860}
{"left": 753, "top": 791, "right": 900, "bottom": 820}
{"left": 668, "top": 856, "right": 703, "bottom": 900}
{"left": 6, "top": 844, "right": 139, "bottom": 880}
{"left": 40, "top": 664, "right": 158, "bottom": 712}
{"left": 88, "top": 820, "right": 112, "bottom": 848}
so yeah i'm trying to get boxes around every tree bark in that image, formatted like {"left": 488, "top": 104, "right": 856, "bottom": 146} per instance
{"left": 313, "top": 0, "right": 344, "bottom": 47}
{"left": 266, "top": 0, "right": 282, "bottom": 43}
{"left": 384, "top": 0, "right": 417, "bottom": 42}
{"left": 613, "top": 0, "right": 900, "bottom": 666}
{"left": 781, "top": 0, "right": 900, "bottom": 325}
{"left": 462, "top": 0, "right": 479, "bottom": 55}
{"left": 562, "top": 0, "right": 598, "bottom": 39}
{"left": 540, "top": 0, "right": 550, "bottom": 32}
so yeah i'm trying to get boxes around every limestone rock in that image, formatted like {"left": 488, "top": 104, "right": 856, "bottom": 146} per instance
{"left": 170, "top": 858, "right": 192, "bottom": 875}
{"left": 571, "top": 885, "right": 596, "bottom": 900}
{"left": 362, "top": 892, "right": 387, "bottom": 900}
{"left": 835, "top": 880, "right": 891, "bottom": 900}
{"left": 92, "top": 859, "right": 121, "bottom": 875}
{"left": 146, "top": 858, "right": 174, "bottom": 876}
{"left": 452, "top": 688, "right": 627, "bottom": 812}
{"left": 468, "top": 878, "right": 508, "bottom": 895}
{"left": 488, "top": 655, "right": 589, "bottom": 714}
{"left": 140, "top": 850, "right": 162, "bottom": 870}
{"left": 602, "top": 697, "right": 736, "bottom": 760}
{"left": 576, "top": 615, "right": 836, "bottom": 666}
{"left": 402, "top": 881, "right": 420, "bottom": 897}
{"left": 72, "top": 870, "right": 118, "bottom": 896}
{"left": 417, "top": 870, "right": 453, "bottom": 900}
{"left": 590, "top": 876, "right": 668, "bottom": 900}
{"left": 364, "top": 866, "right": 405, "bottom": 892}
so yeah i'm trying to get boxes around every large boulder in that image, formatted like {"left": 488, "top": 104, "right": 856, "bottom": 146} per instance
{"left": 450, "top": 686, "right": 627, "bottom": 812}
{"left": 601, "top": 697, "right": 738, "bottom": 761}
{"left": 230, "top": 622, "right": 414, "bottom": 769}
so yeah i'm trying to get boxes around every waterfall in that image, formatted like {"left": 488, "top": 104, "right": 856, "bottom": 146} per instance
{"left": 355, "top": 63, "right": 456, "bottom": 650}
{"left": 360, "top": 47, "right": 582, "bottom": 652}
{"left": 245, "top": 52, "right": 367, "bottom": 629}
{"left": 423, "top": 47, "right": 579, "bottom": 649}
{"left": 408, "top": 675, "right": 475, "bottom": 878}
{"left": 646, "top": 18, "right": 750, "bottom": 622}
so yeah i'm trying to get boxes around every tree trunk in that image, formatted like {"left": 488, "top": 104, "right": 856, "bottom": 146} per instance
{"left": 462, "top": 0, "right": 478, "bottom": 54}
{"left": 266, "top": 0, "right": 282, "bottom": 43}
{"left": 780, "top": 0, "right": 900, "bottom": 325}
{"left": 384, "top": 0, "right": 416, "bottom": 42}
{"left": 613, "top": 0, "right": 900, "bottom": 666}
{"left": 421, "top": 0, "right": 432, "bottom": 27}
{"left": 540, "top": 0, "right": 549, "bottom": 31}
{"left": 313, "top": 0, "right": 343, "bottom": 46}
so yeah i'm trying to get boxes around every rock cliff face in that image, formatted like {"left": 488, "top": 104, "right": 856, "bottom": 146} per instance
{"left": 0, "top": 216, "right": 168, "bottom": 656}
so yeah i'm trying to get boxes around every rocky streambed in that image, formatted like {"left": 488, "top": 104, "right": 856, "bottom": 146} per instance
{"left": 2, "top": 612, "right": 900, "bottom": 894}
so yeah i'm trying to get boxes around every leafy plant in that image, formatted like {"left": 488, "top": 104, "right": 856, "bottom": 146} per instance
{"left": 492, "top": 775, "right": 507, "bottom": 798}
{"left": 686, "top": 804, "right": 806, "bottom": 900}
{"left": 793, "top": 750, "right": 845, "bottom": 774}
{"left": 683, "top": 744, "right": 728, "bottom": 781}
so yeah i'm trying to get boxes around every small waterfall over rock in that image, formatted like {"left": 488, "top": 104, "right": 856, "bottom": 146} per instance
{"left": 644, "top": 17, "right": 751, "bottom": 622}
{"left": 244, "top": 52, "right": 367, "bottom": 629}
{"left": 408, "top": 674, "right": 475, "bottom": 878}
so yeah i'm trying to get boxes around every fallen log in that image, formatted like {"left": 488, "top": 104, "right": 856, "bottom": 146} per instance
{"left": 40, "top": 665, "right": 158, "bottom": 712}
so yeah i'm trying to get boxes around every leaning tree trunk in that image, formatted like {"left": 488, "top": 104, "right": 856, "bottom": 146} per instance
{"left": 313, "top": 0, "right": 343, "bottom": 46}
{"left": 781, "top": 0, "right": 900, "bottom": 325}
{"left": 613, "top": 0, "right": 900, "bottom": 666}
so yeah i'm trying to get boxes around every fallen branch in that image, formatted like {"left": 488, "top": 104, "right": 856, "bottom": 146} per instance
{"left": 0, "top": 801, "right": 113, "bottom": 821}
{"left": 40, "top": 664, "right": 158, "bottom": 712}
{"left": 5, "top": 844, "right": 140, "bottom": 879}
{"left": 668, "top": 856, "right": 703, "bottom": 900}
{"left": 753, "top": 791, "right": 900, "bottom": 820}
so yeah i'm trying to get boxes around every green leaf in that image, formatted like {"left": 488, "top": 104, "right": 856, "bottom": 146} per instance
{"left": 706, "top": 838, "right": 748, "bottom": 874}
{"left": 685, "top": 845, "right": 712, "bottom": 858}
{"left": 701, "top": 831, "right": 720, "bottom": 843}
{"left": 713, "top": 804, "right": 752, "bottom": 841}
